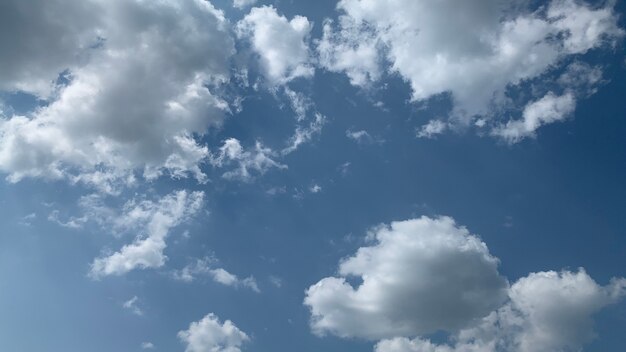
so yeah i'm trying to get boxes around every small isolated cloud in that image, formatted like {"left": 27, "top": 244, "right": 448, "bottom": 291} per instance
{"left": 89, "top": 190, "right": 204, "bottom": 279}
{"left": 492, "top": 92, "right": 576, "bottom": 143}
{"left": 178, "top": 313, "right": 249, "bottom": 352}
{"left": 173, "top": 258, "right": 260, "bottom": 293}
{"left": 416, "top": 120, "right": 447, "bottom": 139}
{"left": 310, "top": 184, "right": 322, "bottom": 193}
{"left": 237, "top": 6, "right": 314, "bottom": 84}
{"left": 232, "top": 0, "right": 257, "bottom": 10}
{"left": 346, "top": 129, "right": 381, "bottom": 144}
{"left": 18, "top": 213, "right": 37, "bottom": 226}
{"left": 122, "top": 296, "right": 143, "bottom": 316}
{"left": 269, "top": 275, "right": 283, "bottom": 288}
{"left": 305, "top": 216, "right": 626, "bottom": 351}
{"left": 210, "top": 138, "right": 286, "bottom": 182}
{"left": 282, "top": 113, "right": 326, "bottom": 155}
{"left": 141, "top": 342, "right": 154, "bottom": 349}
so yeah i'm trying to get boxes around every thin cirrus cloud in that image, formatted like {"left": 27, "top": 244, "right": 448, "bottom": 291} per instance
{"left": 305, "top": 216, "right": 626, "bottom": 351}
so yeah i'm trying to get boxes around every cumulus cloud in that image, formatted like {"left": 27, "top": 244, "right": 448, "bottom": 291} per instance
{"left": 375, "top": 270, "right": 626, "bottom": 352}
{"left": 416, "top": 120, "right": 448, "bottom": 139}
{"left": 89, "top": 190, "right": 204, "bottom": 279}
{"left": 178, "top": 313, "right": 249, "bottom": 352}
{"left": 306, "top": 216, "right": 626, "bottom": 351}
{"left": 210, "top": 138, "right": 286, "bottom": 182}
{"left": 492, "top": 92, "right": 576, "bottom": 143}
{"left": 173, "top": 258, "right": 260, "bottom": 292}
{"left": 305, "top": 216, "right": 509, "bottom": 339}
{"left": 141, "top": 342, "right": 155, "bottom": 349}
{"left": 0, "top": 0, "right": 235, "bottom": 190}
{"left": 322, "top": 0, "right": 623, "bottom": 133}
{"left": 237, "top": 6, "right": 314, "bottom": 84}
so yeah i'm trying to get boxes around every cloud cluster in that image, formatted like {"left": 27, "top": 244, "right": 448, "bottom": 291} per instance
{"left": 0, "top": 0, "right": 235, "bottom": 190}
{"left": 305, "top": 217, "right": 509, "bottom": 339}
{"left": 90, "top": 190, "right": 204, "bottom": 279}
{"left": 305, "top": 216, "right": 626, "bottom": 351}
{"left": 178, "top": 313, "right": 249, "bottom": 352}
{"left": 320, "top": 0, "right": 624, "bottom": 140}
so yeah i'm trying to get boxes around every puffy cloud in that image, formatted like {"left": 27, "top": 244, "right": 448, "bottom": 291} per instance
{"left": 141, "top": 342, "right": 155, "bottom": 349}
{"left": 416, "top": 120, "right": 448, "bottom": 139}
{"left": 306, "top": 215, "right": 626, "bottom": 351}
{"left": 210, "top": 138, "right": 286, "bottom": 182}
{"left": 237, "top": 6, "right": 314, "bottom": 84}
{"left": 178, "top": 313, "right": 249, "bottom": 352}
{"left": 0, "top": 0, "right": 235, "bottom": 189}
{"left": 89, "top": 190, "right": 204, "bottom": 279}
{"left": 173, "top": 258, "right": 260, "bottom": 292}
{"left": 304, "top": 216, "right": 509, "bottom": 339}
{"left": 317, "top": 18, "right": 382, "bottom": 86}
{"left": 492, "top": 92, "right": 576, "bottom": 143}
{"left": 375, "top": 270, "right": 626, "bottom": 352}
{"left": 322, "top": 0, "right": 623, "bottom": 128}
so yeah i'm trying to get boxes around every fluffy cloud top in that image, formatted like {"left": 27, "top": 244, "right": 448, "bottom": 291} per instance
{"left": 321, "top": 0, "right": 623, "bottom": 137}
{"left": 305, "top": 216, "right": 509, "bottom": 339}
{"left": 178, "top": 313, "right": 249, "bottom": 352}
{"left": 375, "top": 270, "right": 626, "bottom": 352}
{"left": 90, "top": 190, "right": 204, "bottom": 278}
{"left": 0, "top": 0, "right": 235, "bottom": 190}
{"left": 306, "top": 216, "right": 626, "bottom": 351}
{"left": 237, "top": 6, "right": 314, "bottom": 84}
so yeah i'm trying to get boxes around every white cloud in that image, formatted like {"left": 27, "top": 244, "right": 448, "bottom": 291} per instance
{"left": 122, "top": 296, "right": 143, "bottom": 316}
{"left": 233, "top": 0, "right": 257, "bottom": 10}
{"left": 306, "top": 215, "right": 626, "bottom": 351}
{"left": 178, "top": 313, "right": 249, "bottom": 352}
{"left": 283, "top": 87, "right": 313, "bottom": 122}
{"left": 237, "top": 6, "right": 314, "bottom": 84}
{"left": 282, "top": 113, "right": 326, "bottom": 155}
{"left": 210, "top": 138, "right": 286, "bottom": 182}
{"left": 0, "top": 0, "right": 235, "bottom": 189}
{"left": 416, "top": 120, "right": 448, "bottom": 139}
{"left": 317, "top": 18, "right": 382, "bottom": 86}
{"left": 304, "top": 216, "right": 509, "bottom": 339}
{"left": 310, "top": 184, "right": 322, "bottom": 193}
{"left": 89, "top": 190, "right": 204, "bottom": 279}
{"left": 173, "top": 258, "right": 260, "bottom": 293}
{"left": 375, "top": 270, "right": 626, "bottom": 352}
{"left": 492, "top": 92, "right": 576, "bottom": 143}
{"left": 323, "top": 0, "right": 623, "bottom": 129}
{"left": 346, "top": 129, "right": 381, "bottom": 144}
{"left": 141, "top": 342, "right": 155, "bottom": 349}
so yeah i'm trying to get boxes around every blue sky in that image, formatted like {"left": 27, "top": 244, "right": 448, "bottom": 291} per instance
{"left": 0, "top": 0, "right": 625, "bottom": 351}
